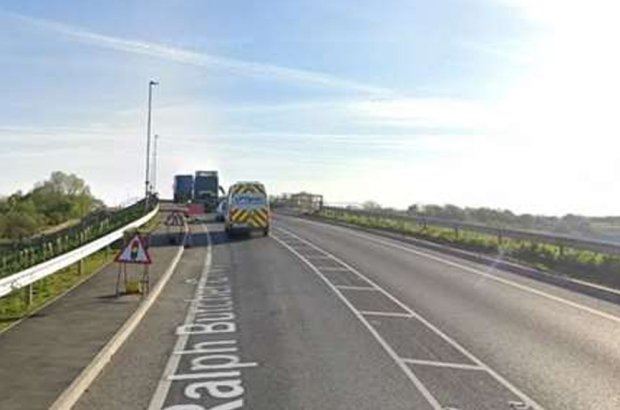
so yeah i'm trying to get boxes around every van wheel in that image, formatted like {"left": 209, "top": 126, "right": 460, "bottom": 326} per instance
{"left": 263, "top": 228, "right": 269, "bottom": 236}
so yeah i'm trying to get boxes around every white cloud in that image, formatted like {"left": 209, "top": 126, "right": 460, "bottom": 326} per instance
{"left": 6, "top": 12, "right": 392, "bottom": 95}
{"left": 348, "top": 98, "right": 497, "bottom": 130}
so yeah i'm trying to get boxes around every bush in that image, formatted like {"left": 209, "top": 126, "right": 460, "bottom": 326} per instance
{"left": 318, "top": 209, "right": 620, "bottom": 288}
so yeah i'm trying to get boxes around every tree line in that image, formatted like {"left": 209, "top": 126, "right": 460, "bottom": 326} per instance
{"left": 0, "top": 172, "right": 104, "bottom": 240}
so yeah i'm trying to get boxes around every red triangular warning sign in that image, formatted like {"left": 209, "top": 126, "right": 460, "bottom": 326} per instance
{"left": 165, "top": 211, "right": 184, "bottom": 226}
{"left": 115, "top": 234, "right": 152, "bottom": 264}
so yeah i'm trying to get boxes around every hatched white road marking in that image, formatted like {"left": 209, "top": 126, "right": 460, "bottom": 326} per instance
{"left": 272, "top": 233, "right": 445, "bottom": 410}
{"left": 315, "top": 266, "right": 350, "bottom": 271}
{"left": 273, "top": 226, "right": 544, "bottom": 410}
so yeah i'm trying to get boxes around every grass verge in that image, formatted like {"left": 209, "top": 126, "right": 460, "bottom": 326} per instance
{"left": 0, "top": 211, "right": 160, "bottom": 333}
{"left": 316, "top": 209, "right": 620, "bottom": 289}
{"left": 0, "top": 248, "right": 113, "bottom": 332}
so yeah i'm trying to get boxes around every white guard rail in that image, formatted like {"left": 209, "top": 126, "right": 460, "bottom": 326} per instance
{"left": 0, "top": 205, "right": 159, "bottom": 298}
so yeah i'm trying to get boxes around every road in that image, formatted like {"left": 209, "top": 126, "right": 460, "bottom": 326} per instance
{"left": 74, "top": 214, "right": 620, "bottom": 410}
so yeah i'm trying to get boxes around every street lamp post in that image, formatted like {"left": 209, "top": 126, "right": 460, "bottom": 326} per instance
{"left": 145, "top": 80, "right": 158, "bottom": 209}
{"left": 152, "top": 134, "right": 159, "bottom": 194}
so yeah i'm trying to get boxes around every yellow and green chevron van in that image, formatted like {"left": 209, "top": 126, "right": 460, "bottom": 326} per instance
{"left": 225, "top": 182, "right": 270, "bottom": 236}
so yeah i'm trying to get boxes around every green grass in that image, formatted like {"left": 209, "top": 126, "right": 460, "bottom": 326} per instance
{"left": 0, "top": 248, "right": 113, "bottom": 332}
{"left": 317, "top": 209, "right": 620, "bottom": 288}
{"left": 140, "top": 212, "right": 162, "bottom": 233}
{"left": 0, "top": 210, "right": 160, "bottom": 332}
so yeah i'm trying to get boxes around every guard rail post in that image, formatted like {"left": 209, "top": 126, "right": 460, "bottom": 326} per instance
{"left": 24, "top": 283, "right": 33, "bottom": 307}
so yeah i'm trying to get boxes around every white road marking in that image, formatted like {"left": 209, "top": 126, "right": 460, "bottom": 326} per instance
{"left": 49, "top": 219, "right": 189, "bottom": 410}
{"left": 167, "top": 371, "right": 241, "bottom": 381}
{"left": 272, "top": 233, "right": 444, "bottom": 410}
{"left": 275, "top": 227, "right": 544, "bottom": 410}
{"left": 360, "top": 310, "right": 413, "bottom": 318}
{"left": 298, "top": 253, "right": 332, "bottom": 259}
{"left": 401, "top": 358, "right": 485, "bottom": 371}
{"left": 335, "top": 285, "right": 377, "bottom": 291}
{"left": 284, "top": 217, "right": 620, "bottom": 326}
{"left": 147, "top": 225, "right": 212, "bottom": 410}
{"left": 568, "top": 276, "right": 620, "bottom": 296}
{"left": 315, "top": 266, "right": 350, "bottom": 271}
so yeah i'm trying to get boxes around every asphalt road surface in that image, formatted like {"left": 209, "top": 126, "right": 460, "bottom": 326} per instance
{"left": 75, "top": 214, "right": 620, "bottom": 410}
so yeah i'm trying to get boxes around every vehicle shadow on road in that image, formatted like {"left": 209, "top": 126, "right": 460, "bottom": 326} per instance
{"left": 184, "top": 228, "right": 256, "bottom": 249}
{"left": 148, "top": 231, "right": 187, "bottom": 248}
{"left": 148, "top": 223, "right": 259, "bottom": 250}
{"left": 208, "top": 230, "right": 254, "bottom": 246}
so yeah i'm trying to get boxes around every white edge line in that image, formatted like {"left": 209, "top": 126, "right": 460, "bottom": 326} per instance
{"left": 49, "top": 220, "right": 188, "bottom": 410}
{"left": 315, "top": 266, "right": 350, "bottom": 271}
{"left": 285, "top": 217, "right": 620, "bottom": 325}
{"left": 359, "top": 310, "right": 413, "bottom": 318}
{"left": 568, "top": 276, "right": 620, "bottom": 296}
{"left": 271, "top": 234, "right": 444, "bottom": 410}
{"left": 401, "top": 358, "right": 484, "bottom": 371}
{"left": 148, "top": 224, "right": 212, "bottom": 410}
{"left": 276, "top": 227, "right": 544, "bottom": 410}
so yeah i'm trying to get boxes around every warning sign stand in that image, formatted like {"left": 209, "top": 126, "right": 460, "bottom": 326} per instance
{"left": 114, "top": 231, "right": 152, "bottom": 298}
{"left": 165, "top": 210, "right": 185, "bottom": 245}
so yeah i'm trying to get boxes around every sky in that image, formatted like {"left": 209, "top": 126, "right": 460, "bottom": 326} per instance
{"left": 1, "top": 0, "right": 620, "bottom": 215}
